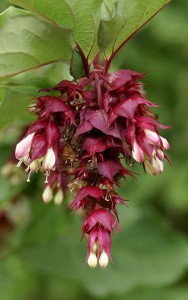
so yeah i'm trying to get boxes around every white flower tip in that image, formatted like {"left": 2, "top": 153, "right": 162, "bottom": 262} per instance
{"left": 144, "top": 129, "right": 160, "bottom": 145}
{"left": 99, "top": 251, "right": 109, "bottom": 269}
{"left": 15, "top": 133, "right": 35, "bottom": 159}
{"left": 153, "top": 157, "right": 164, "bottom": 174}
{"left": 54, "top": 189, "right": 64, "bottom": 205}
{"left": 42, "top": 185, "right": 53, "bottom": 203}
{"left": 87, "top": 253, "right": 98, "bottom": 269}
{"left": 144, "top": 157, "right": 163, "bottom": 176}
{"left": 132, "top": 140, "right": 144, "bottom": 163}
{"left": 160, "top": 137, "right": 170, "bottom": 150}
{"left": 42, "top": 148, "right": 56, "bottom": 171}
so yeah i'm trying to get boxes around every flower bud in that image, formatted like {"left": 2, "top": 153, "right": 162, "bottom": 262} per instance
{"left": 99, "top": 250, "right": 109, "bottom": 269}
{"left": 42, "top": 185, "right": 53, "bottom": 203}
{"left": 87, "top": 253, "right": 98, "bottom": 269}
{"left": 23, "top": 154, "right": 30, "bottom": 166}
{"left": 152, "top": 157, "right": 163, "bottom": 174}
{"left": 15, "top": 133, "right": 35, "bottom": 159}
{"left": 156, "top": 149, "right": 164, "bottom": 161}
{"left": 29, "top": 159, "right": 40, "bottom": 172}
{"left": 144, "top": 129, "right": 160, "bottom": 145}
{"left": 54, "top": 188, "right": 64, "bottom": 205}
{"left": 144, "top": 160, "right": 154, "bottom": 175}
{"left": 144, "top": 157, "right": 163, "bottom": 175}
{"left": 132, "top": 139, "right": 144, "bottom": 163}
{"left": 160, "top": 136, "right": 170, "bottom": 150}
{"left": 42, "top": 147, "right": 56, "bottom": 171}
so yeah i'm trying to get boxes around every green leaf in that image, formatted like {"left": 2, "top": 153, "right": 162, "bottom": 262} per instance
{"left": 0, "top": 7, "right": 73, "bottom": 79}
{"left": 0, "top": 0, "right": 9, "bottom": 13}
{"left": 10, "top": 0, "right": 73, "bottom": 29}
{"left": 70, "top": 0, "right": 103, "bottom": 62}
{"left": 98, "top": 0, "right": 171, "bottom": 59}
{"left": 101, "top": 0, "right": 117, "bottom": 20}
{"left": 70, "top": 48, "right": 86, "bottom": 79}
{"left": 11, "top": 0, "right": 104, "bottom": 62}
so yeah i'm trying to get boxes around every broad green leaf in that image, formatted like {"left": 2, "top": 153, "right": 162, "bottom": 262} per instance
{"left": 0, "top": 0, "right": 9, "bottom": 13}
{"left": 98, "top": 0, "right": 171, "bottom": 59}
{"left": 0, "top": 7, "right": 73, "bottom": 79}
{"left": 10, "top": 0, "right": 73, "bottom": 29}
{"left": 70, "top": 0, "right": 103, "bottom": 61}
{"left": 101, "top": 0, "right": 117, "bottom": 20}
{"left": 11, "top": 0, "right": 104, "bottom": 62}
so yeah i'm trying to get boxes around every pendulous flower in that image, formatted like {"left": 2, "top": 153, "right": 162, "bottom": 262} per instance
{"left": 15, "top": 63, "right": 170, "bottom": 268}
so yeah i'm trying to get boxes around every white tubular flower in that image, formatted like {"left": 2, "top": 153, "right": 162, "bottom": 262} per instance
{"left": 15, "top": 132, "right": 35, "bottom": 160}
{"left": 29, "top": 159, "right": 40, "bottom": 172}
{"left": 160, "top": 136, "right": 170, "bottom": 150}
{"left": 42, "top": 147, "right": 56, "bottom": 171}
{"left": 152, "top": 156, "right": 164, "bottom": 173}
{"left": 87, "top": 253, "right": 98, "bottom": 269}
{"left": 54, "top": 189, "right": 64, "bottom": 205}
{"left": 42, "top": 185, "right": 53, "bottom": 203}
{"left": 144, "top": 129, "right": 160, "bottom": 145}
{"left": 99, "top": 250, "right": 109, "bottom": 269}
{"left": 144, "top": 157, "right": 163, "bottom": 176}
{"left": 132, "top": 139, "right": 144, "bottom": 163}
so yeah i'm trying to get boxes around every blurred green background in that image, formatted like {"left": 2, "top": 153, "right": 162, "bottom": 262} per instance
{"left": 0, "top": 1, "right": 188, "bottom": 300}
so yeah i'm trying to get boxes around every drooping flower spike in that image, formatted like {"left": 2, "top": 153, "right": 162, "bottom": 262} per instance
{"left": 15, "top": 65, "right": 170, "bottom": 269}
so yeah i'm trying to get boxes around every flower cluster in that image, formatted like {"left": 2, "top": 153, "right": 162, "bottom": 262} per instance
{"left": 15, "top": 67, "right": 170, "bottom": 268}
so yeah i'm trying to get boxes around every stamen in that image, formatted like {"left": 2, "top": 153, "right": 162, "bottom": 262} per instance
{"left": 26, "top": 171, "right": 32, "bottom": 182}
{"left": 17, "top": 159, "right": 23, "bottom": 167}
{"left": 44, "top": 171, "right": 50, "bottom": 183}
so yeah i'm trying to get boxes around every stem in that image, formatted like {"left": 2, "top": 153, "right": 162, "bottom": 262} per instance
{"left": 94, "top": 73, "right": 102, "bottom": 107}
{"left": 103, "top": 1, "right": 172, "bottom": 74}
{"left": 98, "top": 73, "right": 111, "bottom": 87}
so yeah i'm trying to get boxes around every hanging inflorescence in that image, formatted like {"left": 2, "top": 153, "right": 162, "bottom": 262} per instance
{"left": 15, "top": 65, "right": 170, "bottom": 269}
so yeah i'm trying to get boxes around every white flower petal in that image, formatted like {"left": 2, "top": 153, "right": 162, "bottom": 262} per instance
{"left": 15, "top": 133, "right": 35, "bottom": 159}
{"left": 42, "top": 185, "right": 53, "bottom": 203}
{"left": 160, "top": 136, "right": 170, "bottom": 150}
{"left": 132, "top": 140, "right": 144, "bottom": 163}
{"left": 144, "top": 129, "right": 160, "bottom": 145}
{"left": 42, "top": 147, "right": 56, "bottom": 171}
{"left": 87, "top": 253, "right": 97, "bottom": 269}
{"left": 99, "top": 250, "right": 109, "bottom": 269}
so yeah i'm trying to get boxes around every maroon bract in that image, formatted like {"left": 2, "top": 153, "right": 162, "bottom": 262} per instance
{"left": 15, "top": 64, "right": 170, "bottom": 269}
